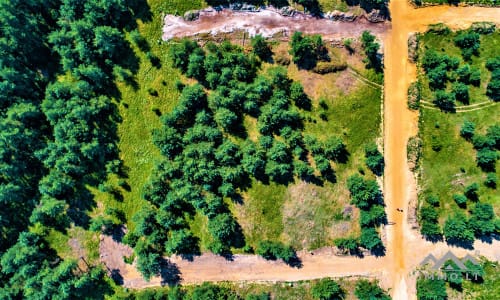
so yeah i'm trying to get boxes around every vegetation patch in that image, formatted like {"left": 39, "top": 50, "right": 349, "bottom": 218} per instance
{"left": 416, "top": 26, "right": 500, "bottom": 246}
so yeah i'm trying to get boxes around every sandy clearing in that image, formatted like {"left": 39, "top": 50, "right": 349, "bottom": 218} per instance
{"left": 163, "top": 8, "right": 389, "bottom": 41}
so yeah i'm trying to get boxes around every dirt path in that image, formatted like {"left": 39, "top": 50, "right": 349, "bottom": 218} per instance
{"left": 104, "top": 3, "right": 500, "bottom": 296}
{"left": 163, "top": 8, "right": 389, "bottom": 41}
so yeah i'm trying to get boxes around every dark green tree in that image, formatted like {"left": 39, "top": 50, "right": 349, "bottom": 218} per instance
{"left": 311, "top": 278, "right": 345, "bottom": 300}
{"left": 251, "top": 34, "right": 273, "bottom": 62}
{"left": 416, "top": 277, "right": 447, "bottom": 300}
{"left": 354, "top": 279, "right": 390, "bottom": 300}
{"left": 443, "top": 212, "right": 475, "bottom": 246}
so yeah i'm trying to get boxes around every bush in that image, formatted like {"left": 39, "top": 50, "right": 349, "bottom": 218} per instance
{"left": 452, "top": 194, "right": 467, "bottom": 208}
{"left": 469, "top": 202, "right": 496, "bottom": 236}
{"left": 425, "top": 195, "right": 440, "bottom": 207}
{"left": 420, "top": 206, "right": 442, "bottom": 239}
{"left": 460, "top": 120, "right": 475, "bottom": 140}
{"left": 443, "top": 212, "right": 475, "bottom": 246}
{"left": 485, "top": 172, "right": 497, "bottom": 188}
{"left": 416, "top": 277, "right": 447, "bottom": 300}
{"left": 361, "top": 31, "right": 382, "bottom": 71}
{"left": 289, "top": 32, "right": 326, "bottom": 70}
{"left": 407, "top": 81, "right": 421, "bottom": 110}
{"left": 312, "top": 61, "right": 347, "bottom": 74}
{"left": 452, "top": 82, "right": 469, "bottom": 104}
{"left": 354, "top": 279, "right": 390, "bottom": 300}
{"left": 464, "top": 182, "right": 479, "bottom": 201}
{"left": 311, "top": 278, "right": 345, "bottom": 300}
{"left": 433, "top": 90, "right": 455, "bottom": 112}
{"left": 476, "top": 148, "right": 498, "bottom": 171}
{"left": 334, "top": 237, "right": 359, "bottom": 254}
{"left": 364, "top": 143, "right": 384, "bottom": 176}
{"left": 256, "top": 240, "right": 296, "bottom": 264}
{"left": 360, "top": 227, "right": 383, "bottom": 250}
{"left": 251, "top": 35, "right": 273, "bottom": 62}
{"left": 454, "top": 31, "right": 480, "bottom": 60}
{"left": 487, "top": 76, "right": 500, "bottom": 101}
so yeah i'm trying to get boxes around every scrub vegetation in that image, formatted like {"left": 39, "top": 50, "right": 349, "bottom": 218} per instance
{"left": 416, "top": 25, "right": 499, "bottom": 246}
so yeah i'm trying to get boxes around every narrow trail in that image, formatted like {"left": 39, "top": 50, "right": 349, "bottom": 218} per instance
{"left": 106, "top": 3, "right": 500, "bottom": 297}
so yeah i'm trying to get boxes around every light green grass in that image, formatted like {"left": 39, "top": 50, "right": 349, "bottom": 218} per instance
{"left": 459, "top": 260, "right": 500, "bottom": 299}
{"left": 417, "top": 30, "right": 500, "bottom": 222}
{"left": 418, "top": 30, "right": 500, "bottom": 106}
{"left": 230, "top": 57, "right": 381, "bottom": 251}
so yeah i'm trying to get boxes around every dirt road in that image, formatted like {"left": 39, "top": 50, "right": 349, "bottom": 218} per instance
{"left": 163, "top": 8, "right": 389, "bottom": 40}
{"left": 106, "top": 3, "right": 500, "bottom": 297}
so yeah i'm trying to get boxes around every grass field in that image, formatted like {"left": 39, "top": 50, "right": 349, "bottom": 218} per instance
{"left": 418, "top": 29, "right": 500, "bottom": 106}
{"left": 417, "top": 29, "right": 500, "bottom": 225}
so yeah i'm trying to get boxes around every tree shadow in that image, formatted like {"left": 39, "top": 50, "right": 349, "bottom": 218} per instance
{"left": 370, "top": 244, "right": 386, "bottom": 257}
{"left": 110, "top": 269, "right": 124, "bottom": 285}
{"left": 445, "top": 238, "right": 474, "bottom": 250}
{"left": 286, "top": 255, "right": 303, "bottom": 269}
{"left": 111, "top": 225, "right": 127, "bottom": 243}
{"left": 423, "top": 234, "right": 444, "bottom": 243}
{"left": 160, "top": 259, "right": 181, "bottom": 286}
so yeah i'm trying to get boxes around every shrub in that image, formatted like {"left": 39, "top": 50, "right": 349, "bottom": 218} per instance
{"left": 256, "top": 240, "right": 296, "bottom": 264}
{"left": 433, "top": 90, "right": 455, "bottom": 112}
{"left": 311, "top": 278, "right": 345, "bottom": 300}
{"left": 443, "top": 212, "right": 475, "bottom": 246}
{"left": 425, "top": 195, "right": 440, "bottom": 207}
{"left": 452, "top": 194, "right": 467, "bottom": 208}
{"left": 485, "top": 172, "right": 497, "bottom": 188}
{"left": 469, "top": 202, "right": 496, "bottom": 236}
{"left": 460, "top": 120, "right": 475, "bottom": 140}
{"left": 486, "top": 124, "right": 500, "bottom": 149}
{"left": 289, "top": 32, "right": 325, "bottom": 70}
{"left": 354, "top": 279, "right": 390, "bottom": 300}
{"left": 452, "top": 82, "right": 469, "bottom": 104}
{"left": 464, "top": 182, "right": 479, "bottom": 201}
{"left": 476, "top": 148, "right": 498, "bottom": 172}
{"left": 487, "top": 76, "right": 500, "bottom": 101}
{"left": 454, "top": 31, "right": 480, "bottom": 60}
{"left": 417, "top": 277, "right": 447, "bottom": 300}
{"left": 334, "top": 237, "right": 359, "bottom": 254}
{"left": 251, "top": 34, "right": 273, "bottom": 62}
{"left": 407, "top": 81, "right": 421, "bottom": 110}
{"left": 359, "top": 227, "right": 383, "bottom": 250}
{"left": 312, "top": 61, "right": 347, "bottom": 74}
{"left": 361, "top": 31, "right": 382, "bottom": 71}
{"left": 364, "top": 143, "right": 384, "bottom": 176}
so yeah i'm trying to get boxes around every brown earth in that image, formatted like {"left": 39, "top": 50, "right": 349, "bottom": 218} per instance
{"left": 101, "top": 2, "right": 500, "bottom": 298}
{"left": 163, "top": 8, "right": 389, "bottom": 41}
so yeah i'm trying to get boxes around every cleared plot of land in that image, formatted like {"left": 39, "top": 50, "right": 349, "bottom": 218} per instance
{"left": 417, "top": 29, "right": 500, "bottom": 227}
{"left": 163, "top": 8, "right": 389, "bottom": 40}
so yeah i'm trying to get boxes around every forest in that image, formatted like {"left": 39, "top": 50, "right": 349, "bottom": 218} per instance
{"left": 0, "top": 0, "right": 388, "bottom": 297}
{"left": 0, "top": 0, "right": 148, "bottom": 298}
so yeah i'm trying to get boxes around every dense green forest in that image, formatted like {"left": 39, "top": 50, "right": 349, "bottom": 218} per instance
{"left": 0, "top": 0, "right": 147, "bottom": 298}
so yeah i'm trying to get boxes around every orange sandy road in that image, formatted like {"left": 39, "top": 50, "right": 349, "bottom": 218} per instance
{"left": 384, "top": 1, "right": 500, "bottom": 299}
